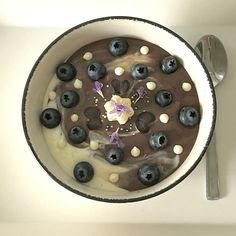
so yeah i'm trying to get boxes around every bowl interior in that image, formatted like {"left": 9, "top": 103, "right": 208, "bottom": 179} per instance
{"left": 23, "top": 17, "right": 215, "bottom": 202}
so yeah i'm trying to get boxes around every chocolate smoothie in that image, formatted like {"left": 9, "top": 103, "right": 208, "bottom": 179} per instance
{"left": 40, "top": 37, "right": 200, "bottom": 193}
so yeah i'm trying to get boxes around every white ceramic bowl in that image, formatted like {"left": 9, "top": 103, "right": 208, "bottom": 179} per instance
{"left": 22, "top": 17, "right": 216, "bottom": 202}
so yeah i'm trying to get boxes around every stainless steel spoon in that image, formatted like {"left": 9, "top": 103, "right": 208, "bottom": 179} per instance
{"left": 195, "top": 35, "right": 227, "bottom": 200}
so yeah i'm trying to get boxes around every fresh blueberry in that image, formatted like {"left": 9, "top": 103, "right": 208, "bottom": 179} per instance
{"left": 149, "top": 132, "right": 168, "bottom": 150}
{"left": 68, "top": 125, "right": 87, "bottom": 144}
{"left": 108, "top": 38, "right": 129, "bottom": 57}
{"left": 87, "top": 62, "right": 106, "bottom": 81}
{"left": 106, "top": 147, "right": 124, "bottom": 165}
{"left": 60, "top": 90, "right": 79, "bottom": 108}
{"left": 40, "top": 108, "right": 61, "bottom": 129}
{"left": 155, "top": 90, "right": 172, "bottom": 107}
{"left": 56, "top": 62, "right": 76, "bottom": 81}
{"left": 131, "top": 64, "right": 149, "bottom": 80}
{"left": 179, "top": 106, "right": 200, "bottom": 127}
{"left": 138, "top": 163, "right": 161, "bottom": 186}
{"left": 73, "top": 161, "right": 94, "bottom": 183}
{"left": 161, "top": 55, "right": 178, "bottom": 74}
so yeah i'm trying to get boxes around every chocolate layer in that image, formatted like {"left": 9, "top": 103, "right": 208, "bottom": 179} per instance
{"left": 49, "top": 37, "right": 200, "bottom": 191}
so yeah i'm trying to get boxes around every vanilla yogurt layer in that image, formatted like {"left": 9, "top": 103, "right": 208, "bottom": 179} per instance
{"left": 42, "top": 76, "right": 128, "bottom": 193}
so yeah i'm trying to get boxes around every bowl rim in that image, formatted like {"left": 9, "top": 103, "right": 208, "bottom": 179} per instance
{"left": 22, "top": 16, "right": 216, "bottom": 203}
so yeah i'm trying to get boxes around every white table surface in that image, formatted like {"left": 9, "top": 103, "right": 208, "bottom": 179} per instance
{"left": 0, "top": 24, "right": 236, "bottom": 224}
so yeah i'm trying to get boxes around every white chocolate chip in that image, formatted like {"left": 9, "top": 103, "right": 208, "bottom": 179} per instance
{"left": 114, "top": 67, "right": 125, "bottom": 76}
{"left": 90, "top": 140, "right": 99, "bottom": 150}
{"left": 48, "top": 91, "right": 56, "bottom": 101}
{"left": 173, "top": 145, "right": 183, "bottom": 154}
{"left": 109, "top": 173, "right": 119, "bottom": 183}
{"left": 140, "top": 46, "right": 149, "bottom": 55}
{"left": 146, "top": 81, "right": 156, "bottom": 90}
{"left": 182, "top": 82, "right": 192, "bottom": 92}
{"left": 83, "top": 52, "right": 93, "bottom": 61}
{"left": 57, "top": 138, "right": 67, "bottom": 149}
{"left": 131, "top": 146, "right": 141, "bottom": 157}
{"left": 159, "top": 114, "right": 169, "bottom": 123}
{"left": 71, "top": 114, "right": 79, "bottom": 122}
{"left": 74, "top": 79, "right": 83, "bottom": 89}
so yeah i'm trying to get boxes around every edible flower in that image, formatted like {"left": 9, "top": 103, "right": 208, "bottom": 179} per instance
{"left": 104, "top": 95, "right": 134, "bottom": 125}
{"left": 109, "top": 128, "right": 124, "bottom": 148}
{"left": 110, "top": 99, "right": 131, "bottom": 116}
{"left": 93, "top": 81, "right": 104, "bottom": 98}
{"left": 134, "top": 86, "right": 147, "bottom": 103}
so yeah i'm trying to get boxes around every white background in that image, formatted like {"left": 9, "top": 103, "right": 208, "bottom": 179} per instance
{"left": 1, "top": 0, "right": 236, "bottom": 235}
{"left": 0, "top": 0, "right": 236, "bottom": 27}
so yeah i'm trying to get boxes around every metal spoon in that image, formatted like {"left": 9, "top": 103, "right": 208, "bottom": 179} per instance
{"left": 195, "top": 35, "right": 227, "bottom": 200}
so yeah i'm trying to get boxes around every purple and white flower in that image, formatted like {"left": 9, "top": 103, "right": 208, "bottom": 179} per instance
{"left": 93, "top": 81, "right": 104, "bottom": 98}
{"left": 134, "top": 86, "right": 147, "bottom": 103}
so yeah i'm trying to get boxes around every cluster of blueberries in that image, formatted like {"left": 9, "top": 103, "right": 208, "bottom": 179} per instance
{"left": 87, "top": 38, "right": 178, "bottom": 81}
{"left": 39, "top": 38, "right": 200, "bottom": 187}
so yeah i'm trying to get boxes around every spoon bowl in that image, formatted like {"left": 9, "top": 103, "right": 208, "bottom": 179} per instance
{"left": 195, "top": 35, "right": 227, "bottom": 87}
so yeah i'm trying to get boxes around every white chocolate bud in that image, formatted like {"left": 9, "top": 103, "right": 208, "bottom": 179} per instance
{"left": 48, "top": 91, "right": 56, "bottom": 100}
{"left": 104, "top": 95, "right": 134, "bottom": 125}
{"left": 74, "top": 79, "right": 83, "bottom": 89}
{"left": 140, "top": 46, "right": 149, "bottom": 55}
{"left": 83, "top": 52, "right": 93, "bottom": 61}
{"left": 146, "top": 81, "right": 156, "bottom": 90}
{"left": 114, "top": 67, "right": 125, "bottom": 76}
{"left": 57, "top": 138, "right": 67, "bottom": 149}
{"left": 109, "top": 173, "right": 119, "bottom": 183}
{"left": 71, "top": 114, "right": 79, "bottom": 122}
{"left": 173, "top": 145, "right": 183, "bottom": 154}
{"left": 159, "top": 114, "right": 169, "bottom": 123}
{"left": 90, "top": 140, "right": 99, "bottom": 150}
{"left": 182, "top": 82, "right": 192, "bottom": 92}
{"left": 131, "top": 146, "right": 141, "bottom": 157}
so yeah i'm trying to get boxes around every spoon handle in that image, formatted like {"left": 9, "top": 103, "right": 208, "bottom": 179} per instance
{"left": 206, "top": 132, "right": 220, "bottom": 200}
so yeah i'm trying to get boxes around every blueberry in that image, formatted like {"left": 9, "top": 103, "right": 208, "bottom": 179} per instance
{"left": 179, "top": 106, "right": 200, "bottom": 127}
{"left": 87, "top": 62, "right": 106, "bottom": 81}
{"left": 155, "top": 90, "right": 172, "bottom": 107}
{"left": 73, "top": 162, "right": 94, "bottom": 183}
{"left": 68, "top": 125, "right": 87, "bottom": 144}
{"left": 161, "top": 56, "right": 178, "bottom": 74}
{"left": 60, "top": 90, "right": 79, "bottom": 108}
{"left": 108, "top": 38, "right": 128, "bottom": 57}
{"left": 106, "top": 147, "right": 124, "bottom": 165}
{"left": 149, "top": 132, "right": 168, "bottom": 150}
{"left": 56, "top": 62, "right": 76, "bottom": 81}
{"left": 138, "top": 163, "right": 161, "bottom": 186}
{"left": 40, "top": 108, "right": 61, "bottom": 129}
{"left": 131, "top": 64, "right": 149, "bottom": 80}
